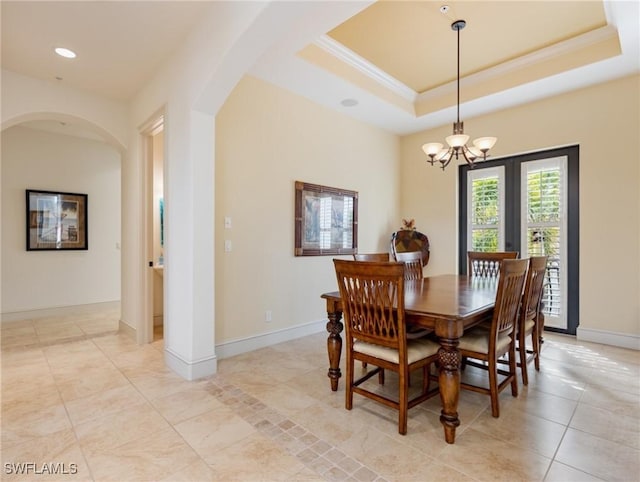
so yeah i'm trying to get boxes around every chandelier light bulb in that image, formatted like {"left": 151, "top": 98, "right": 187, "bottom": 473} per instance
{"left": 446, "top": 134, "right": 469, "bottom": 148}
{"left": 422, "top": 142, "right": 443, "bottom": 156}
{"left": 473, "top": 137, "right": 498, "bottom": 152}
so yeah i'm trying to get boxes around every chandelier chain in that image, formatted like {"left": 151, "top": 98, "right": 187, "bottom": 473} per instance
{"left": 421, "top": 19, "right": 497, "bottom": 170}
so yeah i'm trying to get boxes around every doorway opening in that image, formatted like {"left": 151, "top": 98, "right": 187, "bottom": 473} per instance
{"left": 140, "top": 114, "right": 164, "bottom": 344}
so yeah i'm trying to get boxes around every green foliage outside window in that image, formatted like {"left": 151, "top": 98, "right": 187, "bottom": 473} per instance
{"left": 527, "top": 169, "right": 561, "bottom": 257}
{"left": 471, "top": 177, "right": 499, "bottom": 251}
{"left": 527, "top": 170, "right": 560, "bottom": 223}
{"left": 472, "top": 229, "right": 498, "bottom": 251}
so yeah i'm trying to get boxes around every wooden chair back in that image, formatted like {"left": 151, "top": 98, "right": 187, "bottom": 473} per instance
{"left": 468, "top": 251, "right": 519, "bottom": 278}
{"left": 333, "top": 259, "right": 439, "bottom": 434}
{"left": 394, "top": 251, "right": 423, "bottom": 280}
{"left": 517, "top": 255, "right": 548, "bottom": 384}
{"left": 458, "top": 257, "right": 528, "bottom": 417}
{"left": 353, "top": 253, "right": 390, "bottom": 262}
{"left": 520, "top": 256, "right": 548, "bottom": 324}
{"left": 333, "top": 260, "right": 406, "bottom": 350}
{"left": 490, "top": 258, "right": 529, "bottom": 341}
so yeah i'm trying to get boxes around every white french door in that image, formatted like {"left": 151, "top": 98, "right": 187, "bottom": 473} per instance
{"left": 459, "top": 146, "right": 579, "bottom": 334}
{"left": 520, "top": 157, "right": 568, "bottom": 330}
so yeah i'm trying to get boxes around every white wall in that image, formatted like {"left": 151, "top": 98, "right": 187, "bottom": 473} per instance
{"left": 1, "top": 126, "right": 121, "bottom": 315}
{"left": 215, "top": 75, "right": 400, "bottom": 344}
{"left": 401, "top": 74, "right": 640, "bottom": 345}
{"left": 1, "top": 70, "right": 128, "bottom": 148}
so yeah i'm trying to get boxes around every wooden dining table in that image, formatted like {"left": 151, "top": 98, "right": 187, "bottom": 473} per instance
{"left": 321, "top": 274, "right": 498, "bottom": 444}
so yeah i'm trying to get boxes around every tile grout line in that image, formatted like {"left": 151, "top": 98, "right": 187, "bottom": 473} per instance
{"left": 203, "top": 376, "right": 389, "bottom": 482}
{"left": 3, "top": 323, "right": 638, "bottom": 482}
{"left": 70, "top": 334, "right": 205, "bottom": 481}
{"left": 40, "top": 333, "right": 98, "bottom": 482}
{"left": 89, "top": 332, "right": 377, "bottom": 481}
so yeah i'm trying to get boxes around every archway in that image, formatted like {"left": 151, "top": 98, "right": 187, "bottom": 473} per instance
{"left": 1, "top": 112, "right": 125, "bottom": 326}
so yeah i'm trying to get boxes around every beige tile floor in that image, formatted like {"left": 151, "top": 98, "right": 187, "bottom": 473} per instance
{"left": 1, "top": 310, "right": 639, "bottom": 481}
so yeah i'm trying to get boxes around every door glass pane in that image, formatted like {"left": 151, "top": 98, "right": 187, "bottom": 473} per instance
{"left": 522, "top": 157, "right": 567, "bottom": 328}
{"left": 467, "top": 167, "right": 504, "bottom": 252}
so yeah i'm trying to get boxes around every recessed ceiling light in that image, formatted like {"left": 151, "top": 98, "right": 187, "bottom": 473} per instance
{"left": 341, "top": 98, "right": 358, "bottom": 107}
{"left": 54, "top": 47, "right": 76, "bottom": 59}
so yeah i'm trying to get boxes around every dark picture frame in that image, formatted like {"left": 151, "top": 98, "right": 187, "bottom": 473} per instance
{"left": 294, "top": 181, "right": 358, "bottom": 256}
{"left": 26, "top": 189, "right": 88, "bottom": 251}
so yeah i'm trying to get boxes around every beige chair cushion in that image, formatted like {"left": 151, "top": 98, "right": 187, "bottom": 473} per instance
{"left": 458, "top": 327, "right": 512, "bottom": 355}
{"left": 354, "top": 338, "right": 439, "bottom": 364}
{"left": 524, "top": 318, "right": 536, "bottom": 333}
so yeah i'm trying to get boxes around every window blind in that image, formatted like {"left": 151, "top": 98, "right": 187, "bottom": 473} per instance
{"left": 522, "top": 157, "right": 567, "bottom": 323}
{"left": 468, "top": 166, "right": 504, "bottom": 252}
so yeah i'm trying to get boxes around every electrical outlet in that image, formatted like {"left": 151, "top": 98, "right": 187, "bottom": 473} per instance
{"left": 224, "top": 240, "right": 232, "bottom": 252}
{"left": 265, "top": 310, "right": 272, "bottom": 322}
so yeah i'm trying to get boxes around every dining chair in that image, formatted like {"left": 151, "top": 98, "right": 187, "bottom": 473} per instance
{"left": 394, "top": 251, "right": 423, "bottom": 280}
{"left": 468, "top": 251, "right": 519, "bottom": 278}
{"left": 353, "top": 253, "right": 390, "bottom": 262}
{"left": 517, "top": 256, "right": 548, "bottom": 385}
{"left": 465, "top": 250, "right": 519, "bottom": 334}
{"left": 353, "top": 253, "right": 391, "bottom": 370}
{"left": 394, "top": 251, "right": 430, "bottom": 340}
{"left": 333, "top": 259, "right": 440, "bottom": 434}
{"left": 458, "top": 258, "right": 529, "bottom": 417}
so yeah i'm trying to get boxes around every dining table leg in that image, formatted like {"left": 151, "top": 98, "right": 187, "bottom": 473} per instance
{"left": 326, "top": 308, "right": 344, "bottom": 391}
{"left": 437, "top": 336, "right": 462, "bottom": 444}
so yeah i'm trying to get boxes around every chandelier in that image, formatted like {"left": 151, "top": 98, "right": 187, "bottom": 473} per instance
{"left": 422, "top": 20, "right": 496, "bottom": 170}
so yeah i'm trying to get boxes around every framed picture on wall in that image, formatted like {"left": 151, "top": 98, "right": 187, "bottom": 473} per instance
{"left": 294, "top": 181, "right": 358, "bottom": 256}
{"left": 26, "top": 189, "right": 88, "bottom": 251}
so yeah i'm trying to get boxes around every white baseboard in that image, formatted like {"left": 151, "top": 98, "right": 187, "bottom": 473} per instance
{"left": 577, "top": 327, "right": 640, "bottom": 351}
{"left": 215, "top": 319, "right": 326, "bottom": 360}
{"left": 1, "top": 301, "right": 121, "bottom": 323}
{"left": 164, "top": 348, "right": 218, "bottom": 381}
{"left": 160, "top": 319, "right": 325, "bottom": 380}
{"left": 118, "top": 320, "right": 136, "bottom": 339}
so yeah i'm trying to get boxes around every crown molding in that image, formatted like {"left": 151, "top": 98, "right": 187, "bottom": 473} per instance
{"left": 314, "top": 35, "right": 417, "bottom": 101}
{"left": 417, "top": 24, "right": 620, "bottom": 104}
{"left": 313, "top": 25, "right": 620, "bottom": 110}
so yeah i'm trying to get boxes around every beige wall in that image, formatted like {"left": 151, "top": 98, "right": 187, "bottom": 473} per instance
{"left": 401, "top": 74, "right": 640, "bottom": 338}
{"left": 215, "top": 75, "right": 400, "bottom": 343}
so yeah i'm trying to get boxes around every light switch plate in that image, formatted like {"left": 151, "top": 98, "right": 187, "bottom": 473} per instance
{"left": 224, "top": 216, "right": 232, "bottom": 229}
